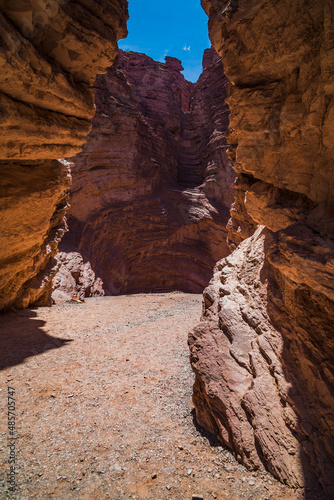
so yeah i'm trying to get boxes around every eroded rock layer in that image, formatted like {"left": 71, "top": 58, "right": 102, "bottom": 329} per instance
{"left": 190, "top": 0, "right": 334, "bottom": 496}
{"left": 55, "top": 48, "right": 235, "bottom": 297}
{"left": 0, "top": 0, "right": 128, "bottom": 309}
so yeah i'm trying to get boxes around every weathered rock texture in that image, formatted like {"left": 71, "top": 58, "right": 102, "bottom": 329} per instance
{"left": 190, "top": 0, "right": 334, "bottom": 497}
{"left": 55, "top": 48, "right": 235, "bottom": 298}
{"left": 52, "top": 244, "right": 104, "bottom": 302}
{"left": 0, "top": 0, "right": 128, "bottom": 309}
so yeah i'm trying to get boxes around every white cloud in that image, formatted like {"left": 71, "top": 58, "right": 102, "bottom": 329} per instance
{"left": 159, "top": 49, "right": 170, "bottom": 62}
{"left": 183, "top": 46, "right": 191, "bottom": 52}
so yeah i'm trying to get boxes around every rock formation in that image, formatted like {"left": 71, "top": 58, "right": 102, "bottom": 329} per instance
{"left": 54, "top": 48, "right": 235, "bottom": 299}
{"left": 52, "top": 243, "right": 104, "bottom": 302}
{"left": 0, "top": 0, "right": 128, "bottom": 309}
{"left": 189, "top": 0, "right": 334, "bottom": 497}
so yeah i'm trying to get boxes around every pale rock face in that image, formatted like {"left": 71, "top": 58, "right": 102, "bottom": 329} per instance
{"left": 52, "top": 248, "right": 104, "bottom": 302}
{"left": 0, "top": 0, "right": 128, "bottom": 309}
{"left": 54, "top": 48, "right": 235, "bottom": 297}
{"left": 189, "top": 226, "right": 334, "bottom": 491}
{"left": 191, "top": 0, "right": 334, "bottom": 496}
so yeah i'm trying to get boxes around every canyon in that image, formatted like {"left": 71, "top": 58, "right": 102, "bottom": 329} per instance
{"left": 53, "top": 48, "right": 235, "bottom": 300}
{"left": 0, "top": 0, "right": 333, "bottom": 499}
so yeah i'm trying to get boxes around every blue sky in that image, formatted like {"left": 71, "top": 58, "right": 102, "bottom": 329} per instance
{"left": 118, "top": 0, "right": 211, "bottom": 82}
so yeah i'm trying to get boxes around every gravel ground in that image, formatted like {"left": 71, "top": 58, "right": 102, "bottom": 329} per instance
{"left": 0, "top": 293, "right": 304, "bottom": 499}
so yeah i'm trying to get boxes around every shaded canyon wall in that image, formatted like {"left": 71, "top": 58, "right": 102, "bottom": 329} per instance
{"left": 54, "top": 48, "right": 235, "bottom": 300}
{"left": 0, "top": 0, "right": 128, "bottom": 309}
{"left": 189, "top": 0, "right": 334, "bottom": 496}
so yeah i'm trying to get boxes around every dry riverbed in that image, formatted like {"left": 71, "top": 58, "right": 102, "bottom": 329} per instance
{"left": 0, "top": 293, "right": 304, "bottom": 499}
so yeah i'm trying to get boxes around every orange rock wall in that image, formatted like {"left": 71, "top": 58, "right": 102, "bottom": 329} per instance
{"left": 0, "top": 0, "right": 128, "bottom": 309}
{"left": 190, "top": 0, "right": 334, "bottom": 496}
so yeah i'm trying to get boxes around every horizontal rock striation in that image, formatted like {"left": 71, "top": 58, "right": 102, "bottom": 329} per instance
{"left": 0, "top": 0, "right": 128, "bottom": 309}
{"left": 55, "top": 48, "right": 235, "bottom": 297}
{"left": 0, "top": 159, "right": 71, "bottom": 309}
{"left": 190, "top": 0, "right": 334, "bottom": 496}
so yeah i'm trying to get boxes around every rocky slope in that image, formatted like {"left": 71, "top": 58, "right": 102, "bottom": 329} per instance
{"left": 189, "top": 0, "right": 334, "bottom": 497}
{"left": 0, "top": 0, "right": 128, "bottom": 309}
{"left": 54, "top": 48, "right": 235, "bottom": 299}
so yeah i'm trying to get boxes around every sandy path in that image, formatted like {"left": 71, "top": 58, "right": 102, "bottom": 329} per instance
{"left": 0, "top": 293, "right": 302, "bottom": 499}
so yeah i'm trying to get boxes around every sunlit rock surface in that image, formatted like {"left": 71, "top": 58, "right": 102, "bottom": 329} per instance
{"left": 54, "top": 48, "right": 235, "bottom": 298}
{"left": 190, "top": 0, "right": 334, "bottom": 496}
{"left": 52, "top": 245, "right": 104, "bottom": 302}
{"left": 0, "top": 0, "right": 128, "bottom": 309}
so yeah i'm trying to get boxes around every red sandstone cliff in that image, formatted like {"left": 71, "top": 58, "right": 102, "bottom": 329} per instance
{"left": 0, "top": 0, "right": 128, "bottom": 309}
{"left": 54, "top": 48, "right": 235, "bottom": 299}
{"left": 189, "top": 0, "right": 334, "bottom": 497}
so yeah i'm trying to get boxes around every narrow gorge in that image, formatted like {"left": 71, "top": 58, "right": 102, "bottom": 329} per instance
{"left": 0, "top": 1, "right": 333, "bottom": 499}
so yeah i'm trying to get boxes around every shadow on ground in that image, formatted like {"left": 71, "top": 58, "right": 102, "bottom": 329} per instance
{"left": 0, "top": 309, "right": 71, "bottom": 370}
{"left": 191, "top": 408, "right": 222, "bottom": 448}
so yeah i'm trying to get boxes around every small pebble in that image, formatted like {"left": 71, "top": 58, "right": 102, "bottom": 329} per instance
{"left": 111, "top": 465, "right": 122, "bottom": 473}
{"left": 151, "top": 473, "right": 157, "bottom": 479}
{"left": 166, "top": 485, "right": 171, "bottom": 490}
{"left": 249, "top": 480, "right": 255, "bottom": 486}
{"left": 187, "top": 468, "right": 192, "bottom": 475}
{"left": 192, "top": 495, "right": 204, "bottom": 500}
